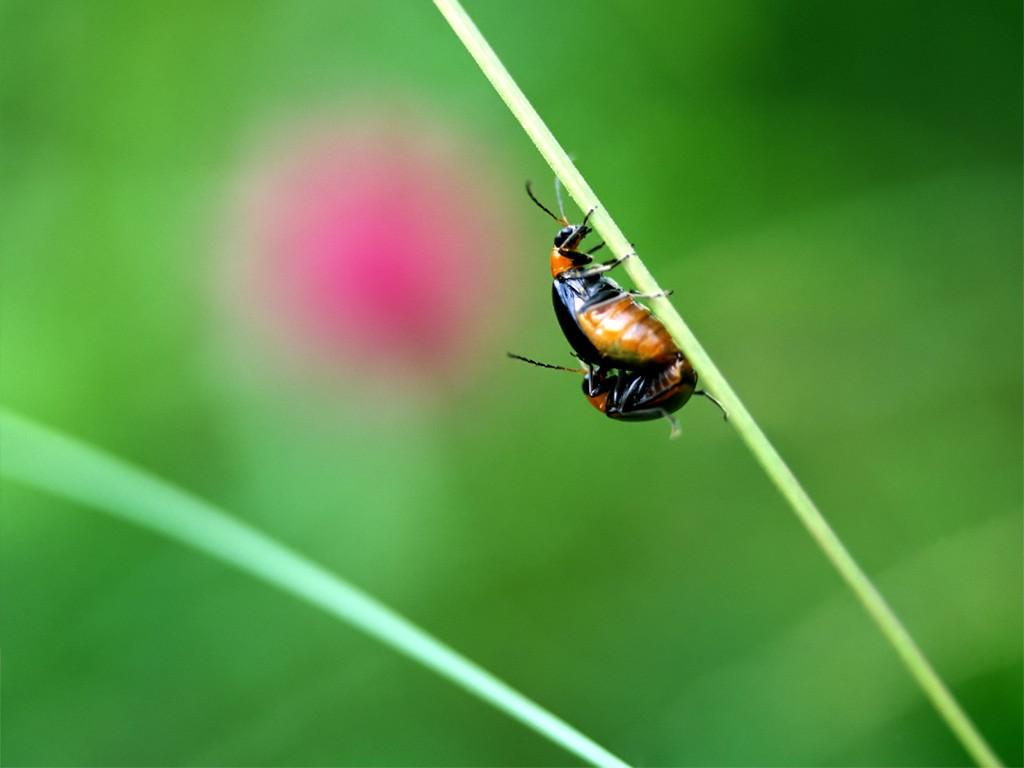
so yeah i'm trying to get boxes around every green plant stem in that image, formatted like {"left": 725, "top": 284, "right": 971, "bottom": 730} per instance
{"left": 0, "top": 409, "right": 630, "bottom": 768}
{"left": 431, "top": 2, "right": 1002, "bottom": 766}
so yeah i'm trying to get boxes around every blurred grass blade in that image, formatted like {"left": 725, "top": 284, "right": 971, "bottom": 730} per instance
{"left": 430, "top": 1, "right": 1003, "bottom": 766}
{"left": 0, "top": 408, "right": 630, "bottom": 768}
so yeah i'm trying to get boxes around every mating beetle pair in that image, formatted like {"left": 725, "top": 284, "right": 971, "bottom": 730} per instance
{"left": 510, "top": 182, "right": 723, "bottom": 437}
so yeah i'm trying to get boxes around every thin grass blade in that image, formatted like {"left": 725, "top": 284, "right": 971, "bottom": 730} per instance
{"left": 0, "top": 408, "right": 630, "bottom": 768}
{"left": 430, "top": 1, "right": 1003, "bottom": 765}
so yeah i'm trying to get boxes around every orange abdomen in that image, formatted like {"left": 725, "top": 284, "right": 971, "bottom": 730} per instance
{"left": 577, "top": 297, "right": 679, "bottom": 368}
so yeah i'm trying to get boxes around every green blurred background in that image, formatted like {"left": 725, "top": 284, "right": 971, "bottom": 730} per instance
{"left": 2, "top": 1, "right": 1021, "bottom": 765}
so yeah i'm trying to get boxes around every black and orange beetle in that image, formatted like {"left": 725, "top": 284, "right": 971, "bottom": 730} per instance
{"left": 508, "top": 353, "right": 702, "bottom": 438}
{"left": 511, "top": 182, "right": 724, "bottom": 437}
{"left": 525, "top": 182, "right": 677, "bottom": 371}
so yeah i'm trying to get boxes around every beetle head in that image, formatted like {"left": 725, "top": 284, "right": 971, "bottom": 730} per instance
{"left": 554, "top": 223, "right": 590, "bottom": 249}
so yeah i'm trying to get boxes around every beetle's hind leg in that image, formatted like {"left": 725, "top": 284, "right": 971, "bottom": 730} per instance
{"left": 660, "top": 409, "right": 681, "bottom": 439}
{"left": 695, "top": 389, "right": 728, "bottom": 421}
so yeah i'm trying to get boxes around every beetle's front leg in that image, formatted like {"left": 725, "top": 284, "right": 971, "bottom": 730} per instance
{"left": 575, "top": 251, "right": 633, "bottom": 278}
{"left": 556, "top": 247, "right": 594, "bottom": 269}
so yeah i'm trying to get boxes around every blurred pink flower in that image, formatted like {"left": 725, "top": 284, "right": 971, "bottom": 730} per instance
{"left": 221, "top": 107, "right": 517, "bottom": 401}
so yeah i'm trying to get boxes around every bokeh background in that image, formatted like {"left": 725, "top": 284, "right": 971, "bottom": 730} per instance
{"left": 2, "top": 1, "right": 1021, "bottom": 765}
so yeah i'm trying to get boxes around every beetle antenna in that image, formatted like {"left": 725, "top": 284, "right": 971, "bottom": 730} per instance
{"left": 554, "top": 176, "right": 567, "bottom": 221}
{"left": 695, "top": 389, "right": 728, "bottom": 421}
{"left": 525, "top": 181, "right": 562, "bottom": 223}
{"left": 507, "top": 352, "right": 585, "bottom": 375}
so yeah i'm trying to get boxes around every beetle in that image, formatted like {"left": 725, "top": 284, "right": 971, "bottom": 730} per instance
{"left": 526, "top": 181, "right": 679, "bottom": 371}
{"left": 512, "top": 181, "right": 725, "bottom": 437}
{"left": 507, "top": 352, "right": 713, "bottom": 438}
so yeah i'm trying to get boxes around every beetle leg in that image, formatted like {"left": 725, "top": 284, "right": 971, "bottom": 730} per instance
{"left": 557, "top": 246, "right": 593, "bottom": 266}
{"left": 586, "top": 241, "right": 606, "bottom": 255}
{"left": 621, "top": 370, "right": 649, "bottom": 406}
{"left": 695, "top": 389, "right": 728, "bottom": 421}
{"left": 660, "top": 409, "right": 681, "bottom": 439}
{"left": 600, "top": 252, "right": 631, "bottom": 266}
{"left": 582, "top": 363, "right": 609, "bottom": 397}
{"left": 576, "top": 251, "right": 633, "bottom": 277}
{"left": 626, "top": 287, "right": 674, "bottom": 299}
